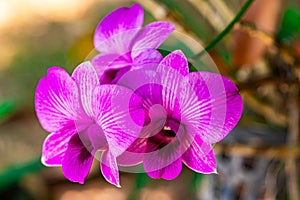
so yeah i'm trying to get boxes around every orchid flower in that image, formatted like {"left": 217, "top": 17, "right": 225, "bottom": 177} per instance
{"left": 116, "top": 50, "right": 243, "bottom": 179}
{"left": 92, "top": 3, "right": 175, "bottom": 84}
{"left": 35, "top": 62, "right": 144, "bottom": 187}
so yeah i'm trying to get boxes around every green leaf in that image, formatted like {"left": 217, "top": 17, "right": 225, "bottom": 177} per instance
{"left": 278, "top": 6, "right": 300, "bottom": 42}
{"left": 0, "top": 99, "right": 17, "bottom": 122}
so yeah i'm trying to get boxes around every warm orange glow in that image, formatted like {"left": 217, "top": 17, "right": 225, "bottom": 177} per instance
{"left": 0, "top": 0, "right": 98, "bottom": 30}
{"left": 0, "top": 0, "right": 103, "bottom": 69}
{"left": 27, "top": 0, "right": 96, "bottom": 21}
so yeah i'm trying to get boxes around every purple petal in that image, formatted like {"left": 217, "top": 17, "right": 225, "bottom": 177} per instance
{"left": 72, "top": 62, "right": 99, "bottom": 117}
{"left": 117, "top": 104, "right": 168, "bottom": 167}
{"left": 91, "top": 54, "right": 111, "bottom": 83}
{"left": 100, "top": 150, "right": 120, "bottom": 187}
{"left": 116, "top": 69, "right": 162, "bottom": 103}
{"left": 96, "top": 29, "right": 140, "bottom": 55}
{"left": 92, "top": 53, "right": 130, "bottom": 75}
{"left": 41, "top": 125, "right": 77, "bottom": 166}
{"left": 85, "top": 124, "right": 107, "bottom": 153}
{"left": 94, "top": 4, "right": 143, "bottom": 54}
{"left": 117, "top": 68, "right": 181, "bottom": 134}
{"left": 177, "top": 75, "right": 206, "bottom": 135}
{"left": 157, "top": 50, "right": 189, "bottom": 76}
{"left": 132, "top": 22, "right": 175, "bottom": 52}
{"left": 182, "top": 135, "right": 217, "bottom": 173}
{"left": 131, "top": 49, "right": 162, "bottom": 71}
{"left": 186, "top": 72, "right": 243, "bottom": 143}
{"left": 117, "top": 69, "right": 165, "bottom": 128}
{"left": 62, "top": 134, "right": 94, "bottom": 184}
{"left": 92, "top": 53, "right": 118, "bottom": 76}
{"left": 35, "top": 67, "right": 83, "bottom": 132}
{"left": 143, "top": 128, "right": 184, "bottom": 180}
{"left": 92, "top": 53, "right": 132, "bottom": 84}
{"left": 116, "top": 138, "right": 147, "bottom": 166}
{"left": 156, "top": 54, "right": 187, "bottom": 120}
{"left": 145, "top": 157, "right": 182, "bottom": 180}
{"left": 93, "top": 85, "right": 144, "bottom": 156}
{"left": 102, "top": 66, "right": 132, "bottom": 85}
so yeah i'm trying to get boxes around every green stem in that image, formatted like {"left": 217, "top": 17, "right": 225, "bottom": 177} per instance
{"left": 127, "top": 173, "right": 149, "bottom": 200}
{"left": 191, "top": 0, "right": 254, "bottom": 60}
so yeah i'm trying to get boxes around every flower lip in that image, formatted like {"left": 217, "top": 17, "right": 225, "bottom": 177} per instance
{"left": 147, "top": 130, "right": 175, "bottom": 152}
{"left": 145, "top": 117, "right": 185, "bottom": 153}
{"left": 99, "top": 66, "right": 131, "bottom": 84}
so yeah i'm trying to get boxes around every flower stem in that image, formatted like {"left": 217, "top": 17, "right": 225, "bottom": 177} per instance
{"left": 191, "top": 0, "right": 254, "bottom": 60}
{"left": 127, "top": 173, "right": 149, "bottom": 200}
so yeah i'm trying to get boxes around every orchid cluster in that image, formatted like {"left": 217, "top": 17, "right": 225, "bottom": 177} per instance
{"left": 35, "top": 4, "right": 243, "bottom": 187}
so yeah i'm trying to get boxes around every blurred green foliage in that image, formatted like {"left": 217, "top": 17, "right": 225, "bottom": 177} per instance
{"left": 0, "top": 158, "right": 43, "bottom": 191}
{"left": 278, "top": 5, "right": 300, "bottom": 42}
{"left": 0, "top": 98, "right": 17, "bottom": 123}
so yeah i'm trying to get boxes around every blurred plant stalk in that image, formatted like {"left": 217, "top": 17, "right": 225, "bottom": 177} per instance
{"left": 285, "top": 86, "right": 300, "bottom": 200}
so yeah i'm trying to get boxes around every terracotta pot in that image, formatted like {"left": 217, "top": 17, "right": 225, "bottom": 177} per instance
{"left": 231, "top": 0, "right": 282, "bottom": 67}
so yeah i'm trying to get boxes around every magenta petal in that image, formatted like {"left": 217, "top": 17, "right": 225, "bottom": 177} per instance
{"left": 72, "top": 62, "right": 99, "bottom": 118}
{"left": 93, "top": 85, "right": 144, "bottom": 156}
{"left": 35, "top": 67, "right": 83, "bottom": 132}
{"left": 132, "top": 49, "right": 162, "bottom": 71}
{"left": 157, "top": 50, "right": 189, "bottom": 76}
{"left": 145, "top": 157, "right": 182, "bottom": 180}
{"left": 143, "top": 134, "right": 183, "bottom": 179}
{"left": 92, "top": 53, "right": 130, "bottom": 75}
{"left": 94, "top": 4, "right": 143, "bottom": 54}
{"left": 182, "top": 135, "right": 216, "bottom": 173}
{"left": 92, "top": 53, "right": 118, "bottom": 76}
{"left": 100, "top": 151, "right": 120, "bottom": 187}
{"left": 120, "top": 77, "right": 165, "bottom": 129}
{"left": 117, "top": 103, "right": 169, "bottom": 167}
{"left": 132, "top": 21, "right": 175, "bottom": 52}
{"left": 116, "top": 69, "right": 162, "bottom": 103}
{"left": 85, "top": 124, "right": 107, "bottom": 153}
{"left": 92, "top": 53, "right": 132, "bottom": 84}
{"left": 116, "top": 69, "right": 164, "bottom": 126}
{"left": 62, "top": 134, "right": 93, "bottom": 184}
{"left": 41, "top": 125, "right": 76, "bottom": 166}
{"left": 187, "top": 72, "right": 243, "bottom": 143}
{"left": 177, "top": 77, "right": 205, "bottom": 133}
{"left": 101, "top": 66, "right": 132, "bottom": 85}
{"left": 156, "top": 55, "right": 186, "bottom": 119}
{"left": 117, "top": 138, "right": 147, "bottom": 166}
{"left": 97, "top": 29, "right": 140, "bottom": 55}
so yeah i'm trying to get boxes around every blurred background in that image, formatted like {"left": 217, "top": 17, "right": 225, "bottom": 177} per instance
{"left": 0, "top": 0, "right": 299, "bottom": 199}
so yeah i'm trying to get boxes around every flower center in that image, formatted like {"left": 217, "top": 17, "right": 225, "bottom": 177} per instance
{"left": 100, "top": 65, "right": 131, "bottom": 84}
{"left": 162, "top": 126, "right": 176, "bottom": 138}
{"left": 146, "top": 121, "right": 179, "bottom": 152}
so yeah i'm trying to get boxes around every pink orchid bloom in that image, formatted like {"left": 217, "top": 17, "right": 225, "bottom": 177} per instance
{"left": 35, "top": 62, "right": 144, "bottom": 187}
{"left": 92, "top": 3, "right": 175, "bottom": 84}
{"left": 116, "top": 50, "right": 243, "bottom": 179}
